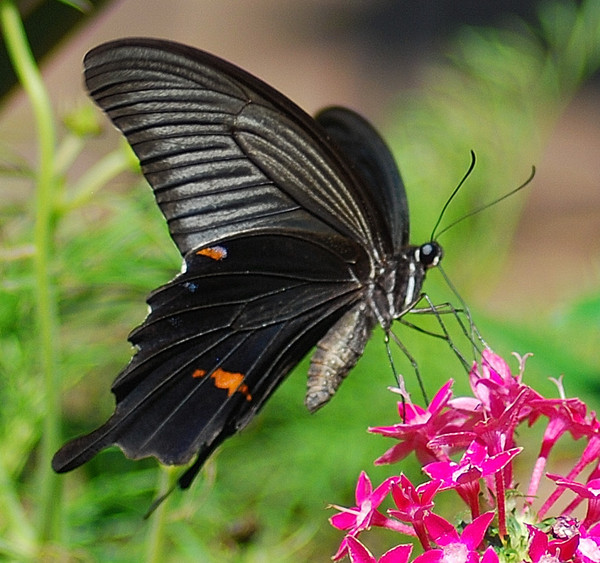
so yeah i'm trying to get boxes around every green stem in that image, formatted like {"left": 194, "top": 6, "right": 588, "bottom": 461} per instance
{"left": 55, "top": 132, "right": 86, "bottom": 178}
{"left": 0, "top": 455, "right": 36, "bottom": 558}
{"left": 62, "top": 148, "right": 132, "bottom": 212}
{"left": 0, "top": 0, "right": 61, "bottom": 544}
{"left": 145, "top": 466, "right": 176, "bottom": 563}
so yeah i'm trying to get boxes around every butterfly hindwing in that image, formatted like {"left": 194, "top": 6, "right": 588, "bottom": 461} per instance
{"left": 53, "top": 232, "right": 369, "bottom": 471}
{"left": 316, "top": 107, "right": 409, "bottom": 253}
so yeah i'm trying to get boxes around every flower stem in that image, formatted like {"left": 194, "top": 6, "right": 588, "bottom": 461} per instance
{"left": 0, "top": 0, "right": 61, "bottom": 544}
{"left": 495, "top": 471, "right": 507, "bottom": 538}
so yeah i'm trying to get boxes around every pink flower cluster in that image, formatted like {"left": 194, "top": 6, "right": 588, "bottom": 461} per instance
{"left": 330, "top": 350, "right": 600, "bottom": 562}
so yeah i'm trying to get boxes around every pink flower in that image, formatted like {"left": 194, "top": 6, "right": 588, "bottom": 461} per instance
{"left": 480, "top": 547, "right": 500, "bottom": 563}
{"left": 412, "top": 512, "right": 495, "bottom": 563}
{"left": 547, "top": 475, "right": 600, "bottom": 529}
{"left": 577, "top": 522, "right": 600, "bottom": 563}
{"left": 468, "top": 350, "right": 539, "bottom": 422}
{"left": 527, "top": 524, "right": 579, "bottom": 562}
{"left": 388, "top": 475, "right": 441, "bottom": 549}
{"left": 330, "top": 472, "right": 399, "bottom": 560}
{"left": 527, "top": 395, "right": 600, "bottom": 507}
{"left": 540, "top": 436, "right": 600, "bottom": 519}
{"left": 328, "top": 349, "right": 600, "bottom": 563}
{"left": 389, "top": 475, "right": 440, "bottom": 523}
{"left": 370, "top": 381, "right": 471, "bottom": 466}
{"left": 345, "top": 536, "right": 413, "bottom": 563}
{"left": 423, "top": 440, "right": 521, "bottom": 518}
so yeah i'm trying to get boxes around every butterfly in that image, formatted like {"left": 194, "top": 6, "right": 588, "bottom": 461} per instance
{"left": 52, "top": 38, "right": 443, "bottom": 488}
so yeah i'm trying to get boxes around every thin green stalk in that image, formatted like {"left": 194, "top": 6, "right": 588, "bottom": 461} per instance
{"left": 55, "top": 132, "right": 86, "bottom": 177}
{"left": 62, "top": 148, "right": 132, "bottom": 212}
{"left": 0, "top": 455, "right": 36, "bottom": 558}
{"left": 145, "top": 466, "right": 177, "bottom": 563}
{"left": 0, "top": 0, "right": 62, "bottom": 544}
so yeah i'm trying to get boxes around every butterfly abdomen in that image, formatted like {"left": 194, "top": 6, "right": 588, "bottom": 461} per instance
{"left": 305, "top": 303, "right": 376, "bottom": 412}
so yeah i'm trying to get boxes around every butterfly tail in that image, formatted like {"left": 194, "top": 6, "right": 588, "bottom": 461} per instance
{"left": 51, "top": 417, "right": 119, "bottom": 473}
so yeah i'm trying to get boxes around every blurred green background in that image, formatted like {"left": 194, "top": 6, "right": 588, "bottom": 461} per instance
{"left": 1, "top": 0, "right": 599, "bottom": 561}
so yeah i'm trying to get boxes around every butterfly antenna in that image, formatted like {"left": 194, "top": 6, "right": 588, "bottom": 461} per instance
{"left": 430, "top": 150, "right": 477, "bottom": 241}
{"left": 434, "top": 165, "right": 536, "bottom": 240}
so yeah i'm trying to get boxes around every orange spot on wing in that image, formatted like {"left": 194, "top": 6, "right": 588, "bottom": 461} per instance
{"left": 196, "top": 246, "right": 227, "bottom": 260}
{"left": 192, "top": 367, "right": 252, "bottom": 401}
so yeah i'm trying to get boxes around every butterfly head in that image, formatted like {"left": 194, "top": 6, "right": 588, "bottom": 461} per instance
{"left": 415, "top": 241, "right": 443, "bottom": 269}
{"left": 385, "top": 239, "right": 442, "bottom": 319}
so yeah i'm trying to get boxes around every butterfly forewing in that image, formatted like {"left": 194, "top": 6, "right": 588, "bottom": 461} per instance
{"left": 83, "top": 38, "right": 392, "bottom": 258}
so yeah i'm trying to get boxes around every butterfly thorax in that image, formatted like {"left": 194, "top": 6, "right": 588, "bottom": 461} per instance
{"left": 304, "top": 240, "right": 442, "bottom": 412}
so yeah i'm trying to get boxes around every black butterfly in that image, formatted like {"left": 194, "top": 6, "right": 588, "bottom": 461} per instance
{"left": 52, "top": 38, "right": 443, "bottom": 488}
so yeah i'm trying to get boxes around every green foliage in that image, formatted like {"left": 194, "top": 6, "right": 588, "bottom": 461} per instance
{"left": 0, "top": 0, "right": 599, "bottom": 560}
{"left": 390, "top": 0, "right": 600, "bottom": 290}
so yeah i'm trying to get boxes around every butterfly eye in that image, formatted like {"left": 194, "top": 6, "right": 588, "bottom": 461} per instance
{"left": 418, "top": 242, "right": 443, "bottom": 268}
